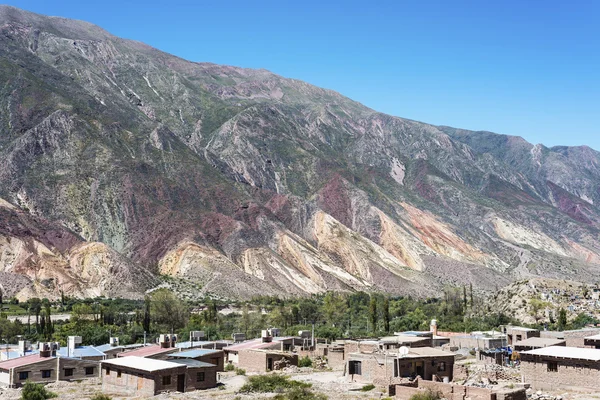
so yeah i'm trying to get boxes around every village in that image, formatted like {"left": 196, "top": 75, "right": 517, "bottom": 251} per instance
{"left": 2, "top": 318, "right": 600, "bottom": 400}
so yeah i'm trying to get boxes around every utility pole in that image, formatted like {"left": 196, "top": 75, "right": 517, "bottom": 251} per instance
{"left": 311, "top": 324, "right": 315, "bottom": 348}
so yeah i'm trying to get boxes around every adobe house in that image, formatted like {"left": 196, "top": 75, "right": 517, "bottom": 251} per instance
{"left": 237, "top": 349, "right": 299, "bottom": 373}
{"left": 101, "top": 356, "right": 218, "bottom": 395}
{"left": 168, "top": 348, "right": 225, "bottom": 372}
{"left": 513, "top": 337, "right": 566, "bottom": 352}
{"left": 520, "top": 346, "right": 600, "bottom": 390}
{"left": 223, "top": 338, "right": 281, "bottom": 364}
{"left": 346, "top": 347, "right": 455, "bottom": 385}
{"left": 0, "top": 352, "right": 100, "bottom": 388}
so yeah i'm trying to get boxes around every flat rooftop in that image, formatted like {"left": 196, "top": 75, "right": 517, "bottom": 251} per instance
{"left": 521, "top": 346, "right": 600, "bottom": 361}
{"left": 513, "top": 337, "right": 565, "bottom": 347}
{"left": 102, "top": 356, "right": 183, "bottom": 372}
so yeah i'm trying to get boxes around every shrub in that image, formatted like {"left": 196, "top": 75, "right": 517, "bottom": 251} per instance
{"left": 235, "top": 367, "right": 246, "bottom": 375}
{"left": 409, "top": 389, "right": 441, "bottom": 400}
{"left": 298, "top": 356, "right": 313, "bottom": 368}
{"left": 239, "top": 374, "right": 310, "bottom": 393}
{"left": 224, "top": 363, "right": 235, "bottom": 372}
{"left": 21, "top": 381, "right": 57, "bottom": 400}
{"left": 91, "top": 395, "right": 112, "bottom": 400}
{"left": 360, "top": 384, "right": 375, "bottom": 392}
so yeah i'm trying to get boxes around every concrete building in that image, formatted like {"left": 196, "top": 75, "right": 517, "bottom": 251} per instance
{"left": 346, "top": 347, "right": 455, "bottom": 385}
{"left": 501, "top": 326, "right": 539, "bottom": 346}
{"left": 223, "top": 339, "right": 280, "bottom": 364}
{"left": 449, "top": 334, "right": 506, "bottom": 350}
{"left": 168, "top": 348, "right": 225, "bottom": 372}
{"left": 520, "top": 346, "right": 600, "bottom": 390}
{"left": 101, "top": 356, "right": 187, "bottom": 396}
{"left": 513, "top": 337, "right": 565, "bottom": 352}
{"left": 379, "top": 335, "right": 432, "bottom": 350}
{"left": 237, "top": 349, "right": 298, "bottom": 373}
{"left": 0, "top": 354, "right": 99, "bottom": 388}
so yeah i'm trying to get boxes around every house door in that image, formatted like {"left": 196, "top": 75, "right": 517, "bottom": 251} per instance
{"left": 267, "top": 358, "right": 273, "bottom": 371}
{"left": 177, "top": 374, "right": 185, "bottom": 392}
{"left": 415, "top": 362, "right": 424, "bottom": 378}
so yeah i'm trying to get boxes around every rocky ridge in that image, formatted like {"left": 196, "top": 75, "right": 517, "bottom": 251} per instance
{"left": 1, "top": 6, "right": 599, "bottom": 300}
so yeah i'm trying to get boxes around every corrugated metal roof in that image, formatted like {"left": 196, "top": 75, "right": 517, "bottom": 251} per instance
{"left": 169, "top": 349, "right": 221, "bottom": 358}
{"left": 168, "top": 359, "right": 216, "bottom": 368}
{"left": 95, "top": 344, "right": 123, "bottom": 353}
{"left": 117, "top": 345, "right": 176, "bottom": 358}
{"left": 102, "top": 356, "right": 182, "bottom": 372}
{"left": 57, "top": 346, "right": 105, "bottom": 358}
{"left": 0, "top": 354, "right": 48, "bottom": 370}
{"left": 521, "top": 345, "right": 600, "bottom": 361}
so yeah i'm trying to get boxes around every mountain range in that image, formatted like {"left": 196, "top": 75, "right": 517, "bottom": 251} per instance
{"left": 1, "top": 5, "right": 599, "bottom": 301}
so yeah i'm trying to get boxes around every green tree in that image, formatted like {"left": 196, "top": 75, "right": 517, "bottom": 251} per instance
{"left": 150, "top": 289, "right": 189, "bottom": 333}
{"left": 382, "top": 297, "right": 390, "bottom": 333}
{"left": 322, "top": 292, "right": 346, "bottom": 327}
{"left": 142, "top": 296, "right": 151, "bottom": 333}
{"left": 558, "top": 308, "right": 567, "bottom": 331}
{"left": 369, "top": 296, "right": 377, "bottom": 332}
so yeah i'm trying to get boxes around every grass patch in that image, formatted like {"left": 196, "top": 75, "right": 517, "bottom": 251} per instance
{"left": 239, "top": 374, "right": 310, "bottom": 393}
{"left": 409, "top": 388, "right": 442, "bottom": 400}
{"left": 224, "top": 363, "right": 235, "bottom": 372}
{"left": 273, "top": 386, "right": 328, "bottom": 400}
{"left": 235, "top": 367, "right": 246, "bottom": 376}
{"left": 360, "top": 384, "right": 375, "bottom": 391}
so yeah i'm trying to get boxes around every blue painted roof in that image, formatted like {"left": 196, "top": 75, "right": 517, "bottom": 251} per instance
{"left": 176, "top": 341, "right": 212, "bottom": 349}
{"left": 0, "top": 350, "right": 39, "bottom": 361}
{"left": 169, "top": 349, "right": 221, "bottom": 358}
{"left": 95, "top": 344, "right": 123, "bottom": 353}
{"left": 57, "top": 346, "right": 105, "bottom": 358}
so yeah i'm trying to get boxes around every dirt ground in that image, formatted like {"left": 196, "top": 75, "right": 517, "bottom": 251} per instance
{"left": 0, "top": 371, "right": 386, "bottom": 400}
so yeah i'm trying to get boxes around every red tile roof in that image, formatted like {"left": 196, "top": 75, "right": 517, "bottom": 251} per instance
{"left": 118, "top": 345, "right": 176, "bottom": 358}
{"left": 0, "top": 354, "right": 48, "bottom": 370}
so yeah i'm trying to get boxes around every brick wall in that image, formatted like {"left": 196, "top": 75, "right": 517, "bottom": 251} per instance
{"left": 9, "top": 357, "right": 99, "bottom": 388}
{"left": 521, "top": 358, "right": 600, "bottom": 390}
{"left": 394, "top": 380, "right": 524, "bottom": 400}
{"left": 327, "top": 350, "right": 345, "bottom": 371}
{"left": 184, "top": 366, "right": 218, "bottom": 391}
{"left": 102, "top": 369, "right": 156, "bottom": 397}
{"left": 196, "top": 351, "right": 225, "bottom": 372}
{"left": 238, "top": 350, "right": 298, "bottom": 373}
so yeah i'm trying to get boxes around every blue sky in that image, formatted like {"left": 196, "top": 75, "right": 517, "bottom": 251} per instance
{"left": 8, "top": 0, "right": 600, "bottom": 150}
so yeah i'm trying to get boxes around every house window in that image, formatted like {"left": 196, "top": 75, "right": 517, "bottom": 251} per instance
{"left": 105, "top": 367, "right": 110, "bottom": 375}
{"left": 197, "top": 372, "right": 205, "bottom": 382}
{"left": 117, "top": 369, "right": 121, "bottom": 378}
{"left": 438, "top": 362, "right": 446, "bottom": 372}
{"left": 85, "top": 367, "right": 95, "bottom": 376}
{"left": 42, "top": 370, "right": 52, "bottom": 378}
{"left": 162, "top": 375, "right": 171, "bottom": 385}
{"left": 19, "top": 371, "right": 29, "bottom": 380}
{"left": 349, "top": 361, "right": 362, "bottom": 375}
{"left": 516, "top": 335, "right": 522, "bottom": 342}
{"left": 64, "top": 368, "right": 74, "bottom": 377}
{"left": 547, "top": 362, "right": 558, "bottom": 372}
